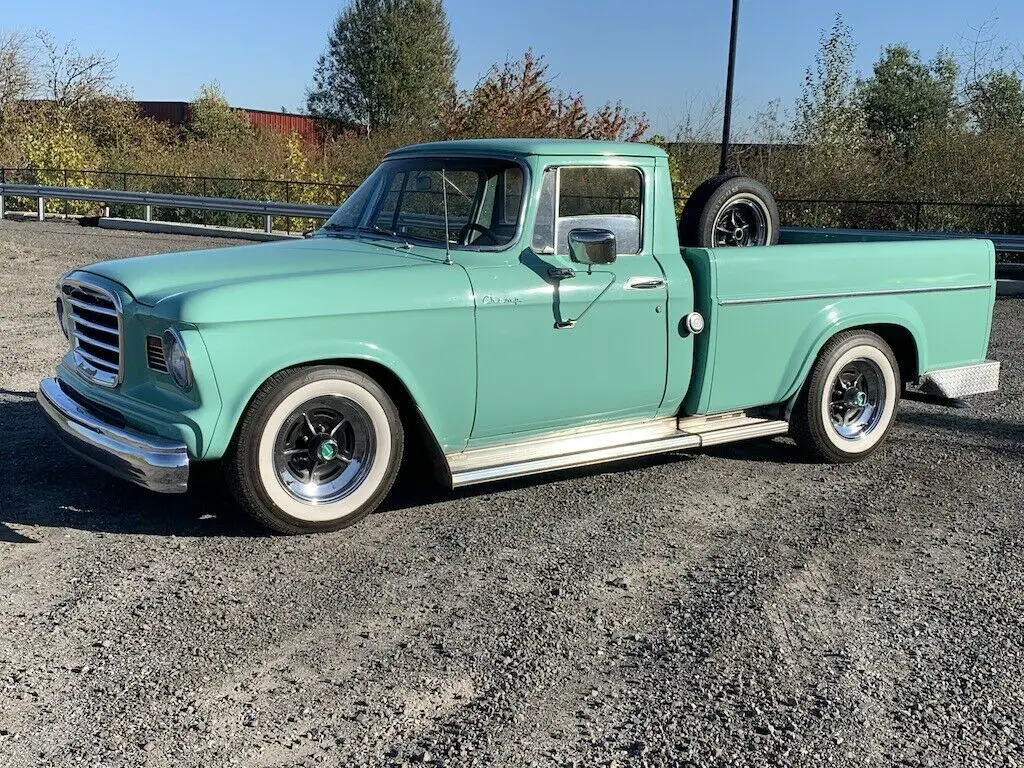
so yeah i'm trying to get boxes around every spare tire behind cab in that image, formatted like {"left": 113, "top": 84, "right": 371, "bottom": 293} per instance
{"left": 678, "top": 173, "right": 780, "bottom": 248}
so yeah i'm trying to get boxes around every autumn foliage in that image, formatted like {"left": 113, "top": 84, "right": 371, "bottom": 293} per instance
{"left": 440, "top": 51, "right": 648, "bottom": 141}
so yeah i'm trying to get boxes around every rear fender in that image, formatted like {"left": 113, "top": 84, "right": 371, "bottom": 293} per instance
{"left": 780, "top": 299, "right": 927, "bottom": 405}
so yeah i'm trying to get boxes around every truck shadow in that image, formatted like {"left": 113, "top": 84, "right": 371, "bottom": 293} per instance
{"left": 898, "top": 405, "right": 1024, "bottom": 457}
{"left": 386, "top": 452, "right": 691, "bottom": 513}
{"left": 702, "top": 437, "right": 810, "bottom": 465}
{"left": 0, "top": 391, "right": 265, "bottom": 539}
{"left": 1, "top": 391, "right": 690, "bottom": 537}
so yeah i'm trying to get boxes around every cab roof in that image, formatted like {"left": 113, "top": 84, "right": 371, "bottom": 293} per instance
{"left": 386, "top": 138, "right": 666, "bottom": 160}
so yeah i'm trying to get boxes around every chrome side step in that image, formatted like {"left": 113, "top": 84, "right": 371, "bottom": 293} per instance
{"left": 446, "top": 412, "right": 789, "bottom": 488}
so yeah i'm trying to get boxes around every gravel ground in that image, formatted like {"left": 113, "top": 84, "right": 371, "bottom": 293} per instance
{"left": 1, "top": 219, "right": 1022, "bottom": 768}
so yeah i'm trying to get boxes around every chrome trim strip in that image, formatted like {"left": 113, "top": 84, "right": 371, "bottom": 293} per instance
{"left": 70, "top": 313, "right": 118, "bottom": 335}
{"left": 447, "top": 414, "right": 789, "bottom": 488}
{"left": 697, "top": 419, "right": 790, "bottom": 447}
{"left": 73, "top": 331, "right": 120, "bottom": 354}
{"left": 451, "top": 432, "right": 702, "bottom": 487}
{"left": 74, "top": 347, "right": 119, "bottom": 373}
{"left": 65, "top": 295, "right": 118, "bottom": 316}
{"left": 450, "top": 417, "right": 682, "bottom": 475}
{"left": 718, "top": 283, "right": 992, "bottom": 307}
{"left": 37, "top": 378, "right": 189, "bottom": 494}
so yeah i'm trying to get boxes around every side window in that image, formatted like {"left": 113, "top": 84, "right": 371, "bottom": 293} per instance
{"left": 556, "top": 167, "right": 643, "bottom": 255}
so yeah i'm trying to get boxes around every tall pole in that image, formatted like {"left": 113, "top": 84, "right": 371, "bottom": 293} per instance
{"left": 719, "top": 0, "right": 740, "bottom": 175}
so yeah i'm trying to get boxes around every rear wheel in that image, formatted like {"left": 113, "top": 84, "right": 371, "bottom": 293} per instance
{"left": 791, "top": 330, "right": 900, "bottom": 463}
{"left": 226, "top": 366, "right": 404, "bottom": 534}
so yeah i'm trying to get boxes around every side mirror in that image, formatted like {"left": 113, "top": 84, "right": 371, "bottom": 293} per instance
{"left": 568, "top": 228, "right": 617, "bottom": 265}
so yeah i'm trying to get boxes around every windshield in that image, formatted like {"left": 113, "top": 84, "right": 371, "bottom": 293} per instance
{"left": 321, "top": 157, "right": 525, "bottom": 249}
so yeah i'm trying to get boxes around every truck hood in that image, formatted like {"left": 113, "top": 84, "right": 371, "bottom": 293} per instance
{"left": 82, "top": 237, "right": 438, "bottom": 307}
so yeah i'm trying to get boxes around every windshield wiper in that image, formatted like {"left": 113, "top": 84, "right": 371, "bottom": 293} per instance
{"left": 358, "top": 225, "right": 398, "bottom": 237}
{"left": 357, "top": 225, "right": 411, "bottom": 247}
{"left": 317, "top": 223, "right": 412, "bottom": 249}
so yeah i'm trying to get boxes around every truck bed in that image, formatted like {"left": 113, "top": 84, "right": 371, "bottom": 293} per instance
{"left": 680, "top": 238, "right": 996, "bottom": 415}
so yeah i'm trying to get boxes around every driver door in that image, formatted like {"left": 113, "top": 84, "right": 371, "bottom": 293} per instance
{"left": 466, "top": 161, "right": 668, "bottom": 441}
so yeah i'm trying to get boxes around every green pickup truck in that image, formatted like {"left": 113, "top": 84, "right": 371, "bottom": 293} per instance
{"left": 38, "top": 139, "right": 1000, "bottom": 534}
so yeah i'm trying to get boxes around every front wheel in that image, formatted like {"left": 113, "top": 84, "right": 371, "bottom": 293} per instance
{"left": 790, "top": 330, "right": 900, "bottom": 463}
{"left": 226, "top": 366, "right": 404, "bottom": 534}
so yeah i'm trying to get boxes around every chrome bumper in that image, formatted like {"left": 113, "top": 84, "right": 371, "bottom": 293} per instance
{"left": 37, "top": 378, "right": 189, "bottom": 494}
{"left": 919, "top": 360, "right": 1000, "bottom": 399}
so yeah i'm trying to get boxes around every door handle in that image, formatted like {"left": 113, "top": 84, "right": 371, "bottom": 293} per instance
{"left": 625, "top": 276, "right": 666, "bottom": 290}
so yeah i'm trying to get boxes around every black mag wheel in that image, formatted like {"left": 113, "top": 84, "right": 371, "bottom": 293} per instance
{"left": 713, "top": 194, "right": 770, "bottom": 247}
{"left": 272, "top": 396, "right": 376, "bottom": 504}
{"left": 678, "top": 174, "right": 780, "bottom": 248}
{"left": 226, "top": 366, "right": 404, "bottom": 535}
{"left": 827, "top": 359, "right": 887, "bottom": 441}
{"left": 790, "top": 330, "right": 900, "bottom": 463}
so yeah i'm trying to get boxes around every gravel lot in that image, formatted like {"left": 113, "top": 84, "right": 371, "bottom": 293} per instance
{"left": 1, "top": 219, "right": 1022, "bottom": 768}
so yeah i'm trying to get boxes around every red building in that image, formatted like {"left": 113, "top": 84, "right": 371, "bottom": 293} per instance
{"left": 134, "top": 101, "right": 352, "bottom": 142}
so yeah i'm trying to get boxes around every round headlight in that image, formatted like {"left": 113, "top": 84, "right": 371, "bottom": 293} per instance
{"left": 55, "top": 297, "right": 69, "bottom": 339}
{"left": 162, "top": 330, "right": 193, "bottom": 390}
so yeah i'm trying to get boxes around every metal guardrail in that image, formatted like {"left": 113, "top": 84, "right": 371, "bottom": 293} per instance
{"left": 0, "top": 184, "right": 337, "bottom": 233}
{"left": 0, "top": 167, "right": 356, "bottom": 203}
{"left": 1, "top": 184, "right": 1023, "bottom": 277}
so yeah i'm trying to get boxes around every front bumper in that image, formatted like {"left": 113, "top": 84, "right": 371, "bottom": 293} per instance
{"left": 37, "top": 378, "right": 190, "bottom": 494}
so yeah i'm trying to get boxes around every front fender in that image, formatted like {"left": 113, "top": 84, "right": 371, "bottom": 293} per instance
{"left": 196, "top": 308, "right": 477, "bottom": 460}
{"left": 200, "top": 327, "right": 475, "bottom": 460}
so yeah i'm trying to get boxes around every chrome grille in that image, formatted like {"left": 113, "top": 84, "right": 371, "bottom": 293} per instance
{"left": 60, "top": 280, "right": 122, "bottom": 387}
{"left": 146, "top": 335, "right": 168, "bottom": 373}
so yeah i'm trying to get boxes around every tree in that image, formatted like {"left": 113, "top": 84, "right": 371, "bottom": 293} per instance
{"left": 966, "top": 70, "right": 1024, "bottom": 132}
{"left": 793, "top": 14, "right": 863, "bottom": 151}
{"left": 858, "top": 44, "right": 960, "bottom": 151}
{"left": 0, "top": 32, "right": 37, "bottom": 119}
{"left": 305, "top": 0, "right": 457, "bottom": 133}
{"left": 187, "top": 83, "right": 252, "bottom": 143}
{"left": 441, "top": 50, "right": 648, "bottom": 141}
{"left": 1, "top": 32, "right": 139, "bottom": 167}
{"left": 35, "top": 31, "right": 116, "bottom": 113}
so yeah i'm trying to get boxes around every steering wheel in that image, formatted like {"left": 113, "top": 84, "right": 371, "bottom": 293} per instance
{"left": 457, "top": 222, "right": 497, "bottom": 246}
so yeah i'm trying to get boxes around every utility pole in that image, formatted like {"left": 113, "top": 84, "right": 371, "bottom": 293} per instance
{"left": 719, "top": 0, "right": 740, "bottom": 175}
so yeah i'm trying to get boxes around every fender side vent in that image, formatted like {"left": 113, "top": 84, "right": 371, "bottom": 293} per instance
{"left": 146, "top": 336, "right": 168, "bottom": 373}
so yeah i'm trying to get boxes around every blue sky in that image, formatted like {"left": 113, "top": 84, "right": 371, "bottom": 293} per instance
{"left": 3, "top": 0, "right": 1021, "bottom": 136}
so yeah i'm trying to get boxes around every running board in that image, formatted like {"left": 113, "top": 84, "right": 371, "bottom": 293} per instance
{"left": 446, "top": 412, "right": 789, "bottom": 488}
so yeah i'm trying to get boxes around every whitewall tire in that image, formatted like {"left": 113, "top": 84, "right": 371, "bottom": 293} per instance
{"left": 226, "top": 366, "right": 404, "bottom": 534}
{"left": 791, "top": 331, "right": 900, "bottom": 463}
